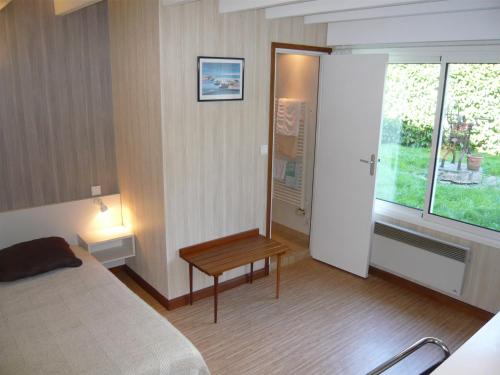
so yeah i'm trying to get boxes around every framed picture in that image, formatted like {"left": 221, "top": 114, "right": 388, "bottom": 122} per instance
{"left": 198, "top": 57, "right": 245, "bottom": 102}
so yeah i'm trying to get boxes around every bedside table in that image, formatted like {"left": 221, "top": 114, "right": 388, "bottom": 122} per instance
{"left": 77, "top": 226, "right": 135, "bottom": 266}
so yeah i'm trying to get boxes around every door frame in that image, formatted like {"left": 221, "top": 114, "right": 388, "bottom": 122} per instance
{"left": 265, "top": 42, "right": 333, "bottom": 238}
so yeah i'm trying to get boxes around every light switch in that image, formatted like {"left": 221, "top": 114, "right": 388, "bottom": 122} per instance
{"left": 91, "top": 185, "right": 101, "bottom": 196}
{"left": 260, "top": 144, "right": 268, "bottom": 155}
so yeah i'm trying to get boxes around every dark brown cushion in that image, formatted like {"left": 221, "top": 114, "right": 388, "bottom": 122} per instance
{"left": 0, "top": 237, "right": 82, "bottom": 282}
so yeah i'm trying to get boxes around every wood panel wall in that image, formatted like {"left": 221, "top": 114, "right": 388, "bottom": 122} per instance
{"left": 160, "top": 0, "right": 327, "bottom": 299}
{"left": 108, "top": 0, "right": 168, "bottom": 296}
{"left": 0, "top": 0, "right": 117, "bottom": 212}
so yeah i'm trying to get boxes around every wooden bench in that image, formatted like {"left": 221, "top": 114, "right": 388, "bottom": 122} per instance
{"left": 179, "top": 229, "right": 289, "bottom": 323}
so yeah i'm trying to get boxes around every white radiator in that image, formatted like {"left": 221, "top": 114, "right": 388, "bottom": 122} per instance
{"left": 370, "top": 222, "right": 469, "bottom": 296}
{"left": 272, "top": 99, "right": 307, "bottom": 210}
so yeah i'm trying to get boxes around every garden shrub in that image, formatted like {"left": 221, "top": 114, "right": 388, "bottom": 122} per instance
{"left": 382, "top": 64, "right": 499, "bottom": 155}
{"left": 381, "top": 119, "right": 433, "bottom": 148}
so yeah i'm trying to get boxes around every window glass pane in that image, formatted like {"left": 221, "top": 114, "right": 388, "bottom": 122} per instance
{"left": 431, "top": 63, "right": 500, "bottom": 232}
{"left": 376, "top": 64, "right": 441, "bottom": 209}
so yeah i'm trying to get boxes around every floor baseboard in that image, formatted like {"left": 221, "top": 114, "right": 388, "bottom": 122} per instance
{"left": 110, "top": 264, "right": 267, "bottom": 311}
{"left": 369, "top": 266, "right": 493, "bottom": 321}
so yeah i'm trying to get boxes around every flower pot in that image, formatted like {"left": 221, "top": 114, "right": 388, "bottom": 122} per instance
{"left": 467, "top": 155, "right": 483, "bottom": 171}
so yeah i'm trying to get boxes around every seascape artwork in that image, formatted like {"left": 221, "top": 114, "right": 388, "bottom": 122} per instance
{"left": 198, "top": 57, "right": 244, "bottom": 101}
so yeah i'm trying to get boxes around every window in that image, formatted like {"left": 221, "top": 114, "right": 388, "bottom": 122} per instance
{"left": 431, "top": 64, "right": 500, "bottom": 232}
{"left": 376, "top": 64, "right": 441, "bottom": 209}
{"left": 376, "top": 60, "right": 499, "bottom": 236}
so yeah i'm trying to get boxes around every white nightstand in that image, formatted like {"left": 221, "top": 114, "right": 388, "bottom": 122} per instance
{"left": 77, "top": 226, "right": 135, "bottom": 266}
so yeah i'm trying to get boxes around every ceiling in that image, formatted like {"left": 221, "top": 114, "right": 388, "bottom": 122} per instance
{"left": 3, "top": 0, "right": 495, "bottom": 46}
{"left": 214, "top": 0, "right": 500, "bottom": 46}
{"left": 216, "top": 0, "right": 500, "bottom": 25}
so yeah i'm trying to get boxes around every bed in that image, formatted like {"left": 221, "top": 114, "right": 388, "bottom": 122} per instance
{"left": 0, "top": 246, "right": 210, "bottom": 375}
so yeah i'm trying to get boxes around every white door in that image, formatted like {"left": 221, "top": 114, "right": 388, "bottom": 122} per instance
{"left": 310, "top": 54, "right": 388, "bottom": 278}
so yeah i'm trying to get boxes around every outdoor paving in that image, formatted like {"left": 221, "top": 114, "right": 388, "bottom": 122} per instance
{"left": 438, "top": 161, "right": 499, "bottom": 186}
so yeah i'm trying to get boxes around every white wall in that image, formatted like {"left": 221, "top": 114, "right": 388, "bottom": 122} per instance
{"left": 327, "top": 9, "right": 500, "bottom": 46}
{"left": 0, "top": 194, "right": 122, "bottom": 249}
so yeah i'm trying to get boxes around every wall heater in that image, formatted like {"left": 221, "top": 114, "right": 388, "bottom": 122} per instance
{"left": 371, "top": 221, "right": 469, "bottom": 296}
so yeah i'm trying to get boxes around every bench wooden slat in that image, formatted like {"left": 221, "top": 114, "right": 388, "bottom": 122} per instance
{"left": 196, "top": 242, "right": 285, "bottom": 266}
{"left": 179, "top": 229, "right": 259, "bottom": 257}
{"left": 200, "top": 244, "right": 287, "bottom": 275}
{"left": 185, "top": 236, "right": 271, "bottom": 264}
{"left": 180, "top": 233, "right": 286, "bottom": 276}
{"left": 188, "top": 241, "right": 282, "bottom": 267}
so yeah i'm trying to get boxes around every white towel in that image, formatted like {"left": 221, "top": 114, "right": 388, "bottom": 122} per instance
{"left": 276, "top": 98, "right": 302, "bottom": 136}
{"left": 273, "top": 158, "right": 287, "bottom": 181}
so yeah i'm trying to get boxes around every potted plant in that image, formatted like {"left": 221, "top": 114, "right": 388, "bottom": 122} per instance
{"left": 467, "top": 137, "right": 486, "bottom": 171}
{"left": 467, "top": 154, "right": 483, "bottom": 171}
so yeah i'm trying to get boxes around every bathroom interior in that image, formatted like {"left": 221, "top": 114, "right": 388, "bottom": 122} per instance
{"left": 271, "top": 52, "right": 320, "bottom": 264}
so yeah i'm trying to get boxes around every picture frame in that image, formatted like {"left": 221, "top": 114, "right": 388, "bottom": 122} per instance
{"left": 197, "top": 57, "right": 245, "bottom": 102}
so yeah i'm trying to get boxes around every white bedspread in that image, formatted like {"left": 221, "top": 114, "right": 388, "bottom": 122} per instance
{"left": 0, "top": 247, "right": 210, "bottom": 375}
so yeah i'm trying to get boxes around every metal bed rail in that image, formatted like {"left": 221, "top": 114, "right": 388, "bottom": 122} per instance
{"left": 366, "top": 337, "right": 451, "bottom": 375}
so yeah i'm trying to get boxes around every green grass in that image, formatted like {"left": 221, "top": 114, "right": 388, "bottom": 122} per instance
{"left": 375, "top": 144, "right": 430, "bottom": 210}
{"left": 375, "top": 144, "right": 500, "bottom": 232}
{"left": 482, "top": 152, "right": 500, "bottom": 176}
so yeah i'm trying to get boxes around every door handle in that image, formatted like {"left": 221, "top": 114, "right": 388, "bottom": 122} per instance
{"left": 360, "top": 154, "right": 376, "bottom": 176}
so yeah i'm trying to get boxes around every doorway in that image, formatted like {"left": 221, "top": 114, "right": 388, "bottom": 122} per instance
{"left": 267, "top": 44, "right": 388, "bottom": 278}
{"left": 266, "top": 43, "right": 332, "bottom": 264}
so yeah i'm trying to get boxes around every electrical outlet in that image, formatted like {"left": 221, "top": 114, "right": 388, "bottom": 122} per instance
{"left": 91, "top": 185, "right": 101, "bottom": 196}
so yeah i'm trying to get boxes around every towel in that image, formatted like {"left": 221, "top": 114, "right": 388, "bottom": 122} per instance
{"left": 276, "top": 98, "right": 302, "bottom": 136}
{"left": 276, "top": 134, "right": 298, "bottom": 159}
{"left": 284, "top": 160, "right": 300, "bottom": 190}
{"left": 273, "top": 158, "right": 287, "bottom": 181}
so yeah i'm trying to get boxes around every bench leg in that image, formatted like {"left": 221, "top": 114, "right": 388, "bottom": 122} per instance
{"left": 250, "top": 262, "right": 254, "bottom": 284}
{"left": 265, "top": 257, "right": 270, "bottom": 276}
{"left": 189, "top": 263, "right": 193, "bottom": 305}
{"left": 276, "top": 254, "right": 281, "bottom": 299}
{"left": 213, "top": 275, "right": 219, "bottom": 323}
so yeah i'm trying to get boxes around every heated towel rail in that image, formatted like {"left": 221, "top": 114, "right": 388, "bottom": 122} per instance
{"left": 273, "top": 98, "right": 307, "bottom": 210}
{"left": 366, "top": 337, "right": 450, "bottom": 375}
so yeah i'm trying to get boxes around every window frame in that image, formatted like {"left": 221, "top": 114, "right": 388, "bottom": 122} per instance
{"left": 371, "top": 49, "right": 500, "bottom": 247}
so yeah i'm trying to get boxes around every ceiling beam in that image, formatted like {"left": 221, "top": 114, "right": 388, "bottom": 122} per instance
{"left": 327, "top": 8, "right": 500, "bottom": 46}
{"left": 219, "top": 0, "right": 307, "bottom": 14}
{"left": 305, "top": 0, "right": 500, "bottom": 24}
{"left": 0, "top": 0, "right": 13, "bottom": 12}
{"left": 265, "top": 0, "right": 442, "bottom": 19}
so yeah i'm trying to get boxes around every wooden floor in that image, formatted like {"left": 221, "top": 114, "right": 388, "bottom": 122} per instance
{"left": 113, "top": 233, "right": 486, "bottom": 375}
{"left": 269, "top": 222, "right": 310, "bottom": 267}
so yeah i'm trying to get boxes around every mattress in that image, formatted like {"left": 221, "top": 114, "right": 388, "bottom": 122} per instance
{"left": 0, "top": 246, "right": 210, "bottom": 375}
